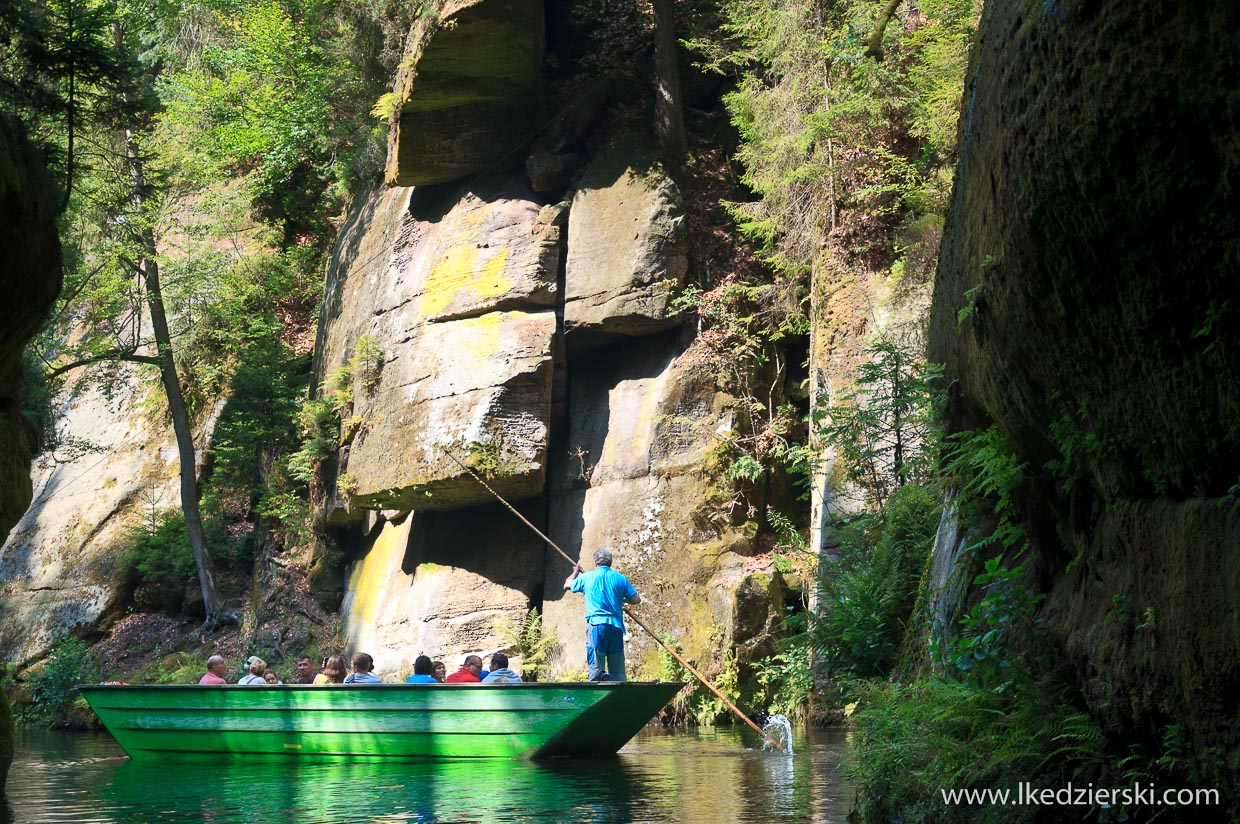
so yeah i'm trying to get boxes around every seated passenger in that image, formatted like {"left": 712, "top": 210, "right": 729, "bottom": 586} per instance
{"left": 443, "top": 655, "right": 484, "bottom": 683}
{"left": 198, "top": 655, "right": 228, "bottom": 685}
{"left": 263, "top": 670, "right": 283, "bottom": 685}
{"left": 481, "top": 653, "right": 522, "bottom": 683}
{"left": 238, "top": 656, "right": 267, "bottom": 685}
{"left": 344, "top": 652, "right": 382, "bottom": 684}
{"left": 292, "top": 655, "right": 315, "bottom": 684}
{"left": 313, "top": 654, "right": 348, "bottom": 684}
{"left": 431, "top": 660, "right": 446, "bottom": 682}
{"left": 404, "top": 655, "right": 437, "bottom": 684}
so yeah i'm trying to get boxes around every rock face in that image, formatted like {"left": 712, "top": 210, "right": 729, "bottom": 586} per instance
{"left": 385, "top": 0, "right": 545, "bottom": 186}
{"left": 320, "top": 153, "right": 771, "bottom": 681}
{"left": 0, "top": 369, "right": 201, "bottom": 664}
{"left": 539, "top": 336, "right": 781, "bottom": 678}
{"left": 0, "top": 116, "right": 61, "bottom": 543}
{"left": 564, "top": 141, "right": 688, "bottom": 343}
{"left": 316, "top": 175, "right": 561, "bottom": 514}
{"left": 342, "top": 503, "right": 547, "bottom": 676}
{"left": 928, "top": 0, "right": 1240, "bottom": 794}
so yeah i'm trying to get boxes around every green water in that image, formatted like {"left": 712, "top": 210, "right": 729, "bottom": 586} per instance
{"left": 2, "top": 725, "right": 853, "bottom": 822}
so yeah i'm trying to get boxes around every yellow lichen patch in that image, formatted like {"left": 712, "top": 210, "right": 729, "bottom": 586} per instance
{"left": 420, "top": 243, "right": 513, "bottom": 319}
{"left": 433, "top": 310, "right": 508, "bottom": 373}
{"left": 346, "top": 518, "right": 413, "bottom": 628}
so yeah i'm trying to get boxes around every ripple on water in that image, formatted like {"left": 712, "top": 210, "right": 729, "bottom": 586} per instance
{"left": 3, "top": 724, "right": 853, "bottom": 823}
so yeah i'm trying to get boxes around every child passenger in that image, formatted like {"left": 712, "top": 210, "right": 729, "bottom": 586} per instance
{"left": 344, "top": 652, "right": 382, "bottom": 684}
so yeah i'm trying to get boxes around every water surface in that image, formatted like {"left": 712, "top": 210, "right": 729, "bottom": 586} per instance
{"left": 2, "top": 724, "right": 853, "bottom": 823}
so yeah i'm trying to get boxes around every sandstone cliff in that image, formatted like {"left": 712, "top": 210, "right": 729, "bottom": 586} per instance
{"left": 0, "top": 116, "right": 61, "bottom": 543}
{"left": 927, "top": 0, "right": 1240, "bottom": 791}
{"left": 315, "top": 1, "right": 782, "bottom": 678}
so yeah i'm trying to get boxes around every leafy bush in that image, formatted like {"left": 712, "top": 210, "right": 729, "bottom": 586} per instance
{"left": 288, "top": 397, "right": 338, "bottom": 484}
{"left": 26, "top": 636, "right": 101, "bottom": 727}
{"left": 752, "top": 619, "right": 815, "bottom": 720}
{"left": 658, "top": 636, "right": 742, "bottom": 726}
{"left": 817, "top": 482, "right": 941, "bottom": 679}
{"left": 120, "top": 510, "right": 198, "bottom": 613}
{"left": 851, "top": 678, "right": 1101, "bottom": 823}
{"left": 494, "top": 607, "right": 557, "bottom": 683}
{"left": 120, "top": 500, "right": 241, "bottom": 614}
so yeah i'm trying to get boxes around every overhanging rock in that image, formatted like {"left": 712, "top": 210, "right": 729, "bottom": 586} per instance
{"left": 385, "top": 0, "right": 545, "bottom": 186}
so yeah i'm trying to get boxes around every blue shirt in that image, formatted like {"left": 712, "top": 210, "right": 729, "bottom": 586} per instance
{"left": 570, "top": 566, "right": 638, "bottom": 629}
{"left": 482, "top": 668, "right": 523, "bottom": 683}
{"left": 405, "top": 674, "right": 437, "bottom": 683}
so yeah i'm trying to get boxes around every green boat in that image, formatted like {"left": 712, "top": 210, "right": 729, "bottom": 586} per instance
{"left": 78, "top": 682, "right": 684, "bottom": 760}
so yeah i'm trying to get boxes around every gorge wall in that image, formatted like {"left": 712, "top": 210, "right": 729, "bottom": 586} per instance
{"left": 0, "top": 113, "right": 60, "bottom": 794}
{"left": 0, "top": 117, "right": 60, "bottom": 543}
{"left": 0, "top": 117, "right": 63, "bottom": 664}
{"left": 928, "top": 0, "right": 1239, "bottom": 790}
{"left": 313, "top": 0, "right": 787, "bottom": 679}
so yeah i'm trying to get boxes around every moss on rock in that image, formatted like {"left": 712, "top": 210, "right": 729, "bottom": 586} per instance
{"left": 928, "top": 0, "right": 1240, "bottom": 799}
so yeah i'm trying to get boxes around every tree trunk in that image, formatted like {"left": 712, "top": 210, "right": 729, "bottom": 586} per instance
{"left": 123, "top": 126, "right": 237, "bottom": 628}
{"left": 651, "top": 0, "right": 686, "bottom": 158}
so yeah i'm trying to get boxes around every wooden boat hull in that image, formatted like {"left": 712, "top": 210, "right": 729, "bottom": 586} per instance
{"left": 78, "top": 682, "right": 684, "bottom": 760}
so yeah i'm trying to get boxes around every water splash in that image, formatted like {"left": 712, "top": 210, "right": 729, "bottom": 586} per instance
{"left": 761, "top": 714, "right": 793, "bottom": 755}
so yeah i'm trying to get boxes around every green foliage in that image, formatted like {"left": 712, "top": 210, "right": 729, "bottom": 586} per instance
{"left": 348, "top": 335, "right": 384, "bottom": 393}
{"left": 943, "top": 424, "right": 1028, "bottom": 551}
{"left": 946, "top": 557, "right": 1046, "bottom": 687}
{"left": 753, "top": 619, "right": 815, "bottom": 720}
{"left": 1046, "top": 400, "right": 1126, "bottom": 497}
{"left": 120, "top": 494, "right": 198, "bottom": 611}
{"left": 201, "top": 330, "right": 308, "bottom": 519}
{"left": 494, "top": 608, "right": 557, "bottom": 683}
{"left": 1115, "top": 723, "right": 1227, "bottom": 815}
{"left": 688, "top": 0, "right": 977, "bottom": 284}
{"left": 818, "top": 482, "right": 942, "bottom": 680}
{"left": 956, "top": 284, "right": 982, "bottom": 326}
{"left": 336, "top": 472, "right": 360, "bottom": 498}
{"left": 766, "top": 506, "right": 813, "bottom": 580}
{"left": 120, "top": 493, "right": 241, "bottom": 614}
{"left": 25, "top": 636, "right": 101, "bottom": 727}
{"left": 0, "top": 0, "right": 141, "bottom": 205}
{"left": 727, "top": 453, "right": 767, "bottom": 484}
{"left": 467, "top": 440, "right": 503, "bottom": 480}
{"left": 287, "top": 398, "right": 338, "bottom": 484}
{"left": 659, "top": 638, "right": 742, "bottom": 726}
{"left": 851, "top": 678, "right": 1101, "bottom": 824}
{"left": 818, "top": 337, "right": 943, "bottom": 508}
{"left": 156, "top": 1, "right": 352, "bottom": 235}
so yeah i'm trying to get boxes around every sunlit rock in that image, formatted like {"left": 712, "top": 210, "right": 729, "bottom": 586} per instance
{"left": 564, "top": 140, "right": 688, "bottom": 343}
{"left": 342, "top": 506, "right": 545, "bottom": 676}
{"left": 0, "top": 367, "right": 219, "bottom": 664}
{"left": 316, "top": 174, "right": 561, "bottom": 513}
{"left": 539, "top": 336, "right": 766, "bottom": 679}
{"left": 385, "top": 0, "right": 545, "bottom": 186}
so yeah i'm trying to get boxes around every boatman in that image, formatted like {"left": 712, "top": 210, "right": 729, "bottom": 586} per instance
{"left": 563, "top": 548, "right": 641, "bottom": 681}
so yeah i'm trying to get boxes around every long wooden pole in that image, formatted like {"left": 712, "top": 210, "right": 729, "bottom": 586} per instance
{"left": 442, "top": 447, "right": 785, "bottom": 753}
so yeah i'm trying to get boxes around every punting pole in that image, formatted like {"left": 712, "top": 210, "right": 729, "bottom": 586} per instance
{"left": 442, "top": 447, "right": 787, "bottom": 753}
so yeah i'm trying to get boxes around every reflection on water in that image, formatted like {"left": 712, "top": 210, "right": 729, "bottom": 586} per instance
{"left": 2, "top": 724, "right": 853, "bottom": 823}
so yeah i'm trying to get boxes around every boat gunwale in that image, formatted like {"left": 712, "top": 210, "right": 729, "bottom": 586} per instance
{"left": 77, "top": 682, "right": 686, "bottom": 690}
